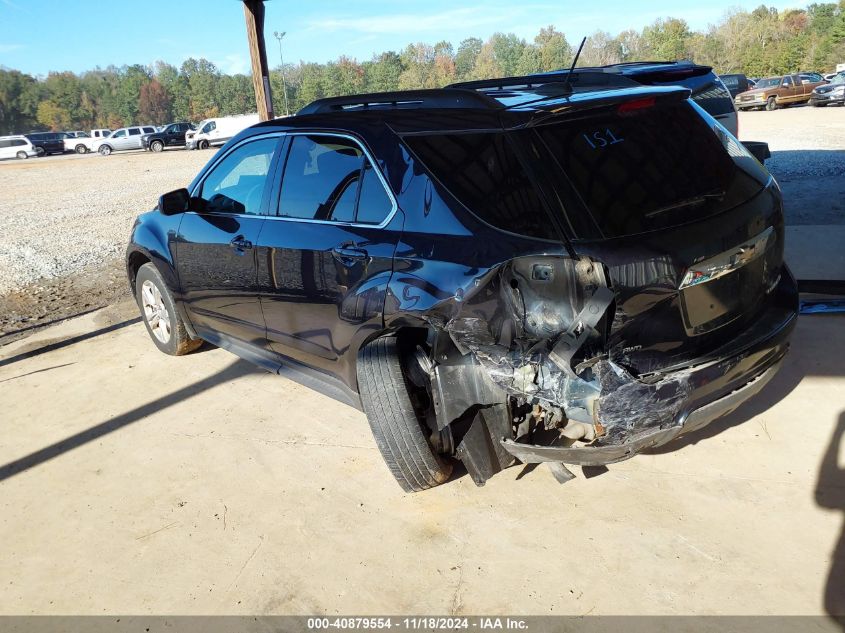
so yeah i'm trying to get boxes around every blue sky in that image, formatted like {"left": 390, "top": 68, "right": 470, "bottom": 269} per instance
{"left": 1, "top": 0, "right": 798, "bottom": 76}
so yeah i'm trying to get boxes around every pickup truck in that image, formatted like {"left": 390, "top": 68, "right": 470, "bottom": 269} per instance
{"left": 63, "top": 129, "right": 113, "bottom": 154}
{"left": 735, "top": 73, "right": 827, "bottom": 110}
{"left": 141, "top": 122, "right": 194, "bottom": 152}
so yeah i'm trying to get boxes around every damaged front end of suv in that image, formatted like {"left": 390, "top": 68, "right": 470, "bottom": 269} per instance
{"left": 382, "top": 86, "right": 798, "bottom": 486}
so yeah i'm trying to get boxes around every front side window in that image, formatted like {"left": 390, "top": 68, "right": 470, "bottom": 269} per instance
{"left": 202, "top": 121, "right": 215, "bottom": 133}
{"left": 783, "top": 77, "right": 793, "bottom": 87}
{"left": 278, "top": 134, "right": 393, "bottom": 225}
{"left": 112, "top": 130, "right": 126, "bottom": 138}
{"left": 199, "top": 137, "right": 279, "bottom": 215}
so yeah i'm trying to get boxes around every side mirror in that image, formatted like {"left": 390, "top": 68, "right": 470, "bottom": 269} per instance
{"left": 158, "top": 188, "right": 190, "bottom": 215}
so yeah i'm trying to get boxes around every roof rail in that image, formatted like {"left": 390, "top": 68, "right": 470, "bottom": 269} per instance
{"left": 297, "top": 88, "right": 502, "bottom": 115}
{"left": 447, "top": 70, "right": 639, "bottom": 93}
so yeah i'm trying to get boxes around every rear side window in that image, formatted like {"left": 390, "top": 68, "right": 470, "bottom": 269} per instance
{"left": 12, "top": 139, "right": 27, "bottom": 147}
{"left": 403, "top": 132, "right": 553, "bottom": 240}
{"left": 278, "top": 134, "right": 393, "bottom": 225}
{"left": 128, "top": 128, "right": 141, "bottom": 136}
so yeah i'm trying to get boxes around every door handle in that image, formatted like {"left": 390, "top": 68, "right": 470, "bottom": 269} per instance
{"left": 331, "top": 246, "right": 368, "bottom": 266}
{"left": 230, "top": 235, "right": 253, "bottom": 251}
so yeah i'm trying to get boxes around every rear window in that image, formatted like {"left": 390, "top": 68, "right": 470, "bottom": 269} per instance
{"left": 534, "top": 102, "right": 740, "bottom": 237}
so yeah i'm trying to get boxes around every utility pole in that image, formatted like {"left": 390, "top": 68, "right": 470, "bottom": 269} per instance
{"left": 273, "top": 31, "right": 291, "bottom": 116}
{"left": 242, "top": 0, "right": 274, "bottom": 121}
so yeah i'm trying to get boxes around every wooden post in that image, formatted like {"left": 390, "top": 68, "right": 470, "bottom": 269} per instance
{"left": 242, "top": 0, "right": 274, "bottom": 121}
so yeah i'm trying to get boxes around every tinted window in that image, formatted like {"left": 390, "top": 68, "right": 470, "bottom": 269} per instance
{"left": 113, "top": 130, "right": 126, "bottom": 138}
{"left": 143, "top": 127, "right": 155, "bottom": 133}
{"left": 128, "top": 128, "right": 141, "bottom": 136}
{"left": 404, "top": 132, "right": 552, "bottom": 239}
{"left": 278, "top": 135, "right": 394, "bottom": 224}
{"left": 279, "top": 135, "right": 363, "bottom": 222}
{"left": 356, "top": 162, "right": 393, "bottom": 224}
{"left": 12, "top": 139, "right": 26, "bottom": 147}
{"left": 199, "top": 137, "right": 278, "bottom": 215}
{"left": 535, "top": 102, "right": 738, "bottom": 237}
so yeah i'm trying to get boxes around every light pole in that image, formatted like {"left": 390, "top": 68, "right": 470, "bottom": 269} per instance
{"left": 273, "top": 30, "right": 290, "bottom": 116}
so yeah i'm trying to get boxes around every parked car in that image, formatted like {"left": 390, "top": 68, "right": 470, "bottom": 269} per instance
{"left": 63, "top": 131, "right": 92, "bottom": 154}
{"left": 185, "top": 114, "right": 259, "bottom": 150}
{"left": 142, "top": 122, "right": 195, "bottom": 152}
{"left": 735, "top": 74, "right": 827, "bottom": 110}
{"left": 0, "top": 135, "right": 37, "bottom": 160}
{"left": 126, "top": 73, "right": 797, "bottom": 491}
{"left": 719, "top": 73, "right": 752, "bottom": 98}
{"left": 810, "top": 73, "right": 845, "bottom": 106}
{"left": 25, "top": 132, "right": 65, "bottom": 156}
{"left": 94, "top": 125, "right": 156, "bottom": 155}
{"left": 799, "top": 72, "right": 825, "bottom": 84}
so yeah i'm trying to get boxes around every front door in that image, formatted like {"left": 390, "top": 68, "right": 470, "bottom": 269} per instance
{"left": 255, "top": 133, "right": 400, "bottom": 389}
{"left": 177, "top": 134, "right": 283, "bottom": 345}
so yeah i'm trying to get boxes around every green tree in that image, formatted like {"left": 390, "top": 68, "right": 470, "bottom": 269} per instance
{"left": 455, "top": 37, "right": 482, "bottom": 80}
{"left": 535, "top": 26, "right": 572, "bottom": 71}
{"left": 366, "top": 51, "right": 403, "bottom": 92}
{"left": 36, "top": 100, "right": 71, "bottom": 131}
{"left": 642, "top": 17, "right": 693, "bottom": 60}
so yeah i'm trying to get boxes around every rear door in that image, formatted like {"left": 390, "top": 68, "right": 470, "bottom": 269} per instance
{"left": 255, "top": 132, "right": 400, "bottom": 389}
{"left": 177, "top": 134, "right": 283, "bottom": 345}
{"left": 126, "top": 127, "right": 143, "bottom": 149}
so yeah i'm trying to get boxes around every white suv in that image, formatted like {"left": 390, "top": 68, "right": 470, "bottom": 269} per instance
{"left": 0, "top": 135, "right": 37, "bottom": 160}
{"left": 94, "top": 125, "right": 156, "bottom": 155}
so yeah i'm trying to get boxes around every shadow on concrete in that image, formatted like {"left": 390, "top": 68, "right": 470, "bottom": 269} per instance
{"left": 0, "top": 318, "right": 141, "bottom": 369}
{"left": 817, "top": 411, "right": 845, "bottom": 622}
{"left": 0, "top": 359, "right": 258, "bottom": 483}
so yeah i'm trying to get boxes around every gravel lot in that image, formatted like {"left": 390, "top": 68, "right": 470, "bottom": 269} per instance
{"left": 0, "top": 106, "right": 842, "bottom": 337}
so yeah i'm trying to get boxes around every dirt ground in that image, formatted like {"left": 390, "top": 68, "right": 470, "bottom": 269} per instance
{"left": 1, "top": 106, "right": 844, "bottom": 342}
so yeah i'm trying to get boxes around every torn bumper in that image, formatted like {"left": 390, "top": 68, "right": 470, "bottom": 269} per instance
{"left": 499, "top": 271, "right": 797, "bottom": 466}
{"left": 501, "top": 354, "right": 784, "bottom": 466}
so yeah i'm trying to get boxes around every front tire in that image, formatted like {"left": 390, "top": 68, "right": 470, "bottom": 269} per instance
{"left": 765, "top": 96, "right": 778, "bottom": 111}
{"left": 358, "top": 337, "right": 452, "bottom": 492}
{"left": 135, "top": 263, "right": 201, "bottom": 356}
{"left": 150, "top": 140, "right": 164, "bottom": 152}
{"left": 98, "top": 144, "right": 112, "bottom": 156}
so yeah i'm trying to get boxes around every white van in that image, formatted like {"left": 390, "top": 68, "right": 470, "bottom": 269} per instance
{"left": 185, "top": 113, "right": 259, "bottom": 150}
{"left": 0, "top": 135, "right": 37, "bottom": 160}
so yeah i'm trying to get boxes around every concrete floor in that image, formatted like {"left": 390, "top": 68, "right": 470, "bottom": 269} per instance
{"left": 0, "top": 286, "right": 843, "bottom": 615}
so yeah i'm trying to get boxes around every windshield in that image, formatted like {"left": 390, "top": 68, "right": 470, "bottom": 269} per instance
{"left": 755, "top": 78, "right": 781, "bottom": 89}
{"left": 830, "top": 74, "right": 845, "bottom": 86}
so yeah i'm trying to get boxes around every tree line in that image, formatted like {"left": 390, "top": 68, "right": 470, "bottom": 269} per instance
{"left": 2, "top": 2, "right": 845, "bottom": 134}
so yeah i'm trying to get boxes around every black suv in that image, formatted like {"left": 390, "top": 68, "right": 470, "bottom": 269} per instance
{"left": 126, "top": 71, "right": 798, "bottom": 491}
{"left": 25, "top": 132, "right": 66, "bottom": 156}
{"left": 142, "top": 122, "right": 194, "bottom": 152}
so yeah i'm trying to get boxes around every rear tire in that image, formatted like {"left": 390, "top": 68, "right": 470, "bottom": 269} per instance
{"left": 199, "top": 139, "right": 209, "bottom": 150}
{"left": 150, "top": 140, "right": 164, "bottom": 152}
{"left": 765, "top": 96, "right": 778, "bottom": 111}
{"left": 15, "top": 151, "right": 27, "bottom": 159}
{"left": 34, "top": 146, "right": 45, "bottom": 156}
{"left": 357, "top": 337, "right": 452, "bottom": 492}
{"left": 135, "top": 263, "right": 202, "bottom": 356}
{"left": 75, "top": 144, "right": 88, "bottom": 153}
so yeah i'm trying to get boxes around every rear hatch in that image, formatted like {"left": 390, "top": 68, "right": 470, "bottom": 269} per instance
{"left": 523, "top": 92, "right": 783, "bottom": 374}
{"left": 405, "top": 89, "right": 783, "bottom": 375}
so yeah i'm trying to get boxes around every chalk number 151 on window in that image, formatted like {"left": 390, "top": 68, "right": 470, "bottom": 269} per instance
{"left": 583, "top": 128, "right": 624, "bottom": 149}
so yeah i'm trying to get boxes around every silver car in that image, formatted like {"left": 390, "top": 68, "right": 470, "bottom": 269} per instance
{"left": 95, "top": 126, "right": 156, "bottom": 155}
